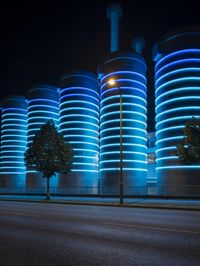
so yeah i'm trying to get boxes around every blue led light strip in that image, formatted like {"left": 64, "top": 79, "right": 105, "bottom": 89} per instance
{"left": 100, "top": 135, "right": 147, "bottom": 141}
{"left": 100, "top": 160, "right": 147, "bottom": 164}
{"left": 64, "top": 134, "right": 99, "bottom": 141}
{"left": 156, "top": 106, "right": 200, "bottom": 119}
{"left": 59, "top": 114, "right": 99, "bottom": 122}
{"left": 156, "top": 87, "right": 200, "bottom": 103}
{"left": 59, "top": 121, "right": 99, "bottom": 128}
{"left": 59, "top": 100, "right": 99, "bottom": 109}
{"left": 101, "top": 70, "right": 147, "bottom": 83}
{"left": 156, "top": 116, "right": 195, "bottom": 127}
{"left": 101, "top": 103, "right": 147, "bottom": 113}
{"left": 101, "top": 95, "right": 146, "bottom": 105}
{"left": 59, "top": 107, "right": 99, "bottom": 116}
{"left": 101, "top": 78, "right": 146, "bottom": 91}
{"left": 2, "top": 113, "right": 27, "bottom": 118}
{"left": 101, "top": 110, "right": 146, "bottom": 120}
{"left": 156, "top": 136, "right": 183, "bottom": 144}
{"left": 156, "top": 126, "right": 184, "bottom": 135}
{"left": 71, "top": 169, "right": 98, "bottom": 173}
{"left": 156, "top": 156, "right": 178, "bottom": 161}
{"left": 101, "top": 87, "right": 146, "bottom": 98}
{"left": 60, "top": 87, "right": 99, "bottom": 97}
{"left": 60, "top": 94, "right": 99, "bottom": 103}
{"left": 156, "top": 146, "right": 177, "bottom": 153}
{"left": 155, "top": 49, "right": 200, "bottom": 69}
{"left": 100, "top": 151, "right": 147, "bottom": 156}
{"left": 28, "top": 99, "right": 58, "bottom": 104}
{"left": 101, "top": 143, "right": 147, "bottom": 149}
{"left": 101, "top": 119, "right": 146, "bottom": 127}
{"left": 69, "top": 141, "right": 99, "bottom": 148}
{"left": 155, "top": 67, "right": 200, "bottom": 85}
{"left": 157, "top": 166, "right": 200, "bottom": 170}
{"left": 156, "top": 77, "right": 200, "bottom": 94}
{"left": 100, "top": 127, "right": 147, "bottom": 134}
{"left": 100, "top": 168, "right": 147, "bottom": 172}
{"left": 59, "top": 128, "right": 99, "bottom": 135}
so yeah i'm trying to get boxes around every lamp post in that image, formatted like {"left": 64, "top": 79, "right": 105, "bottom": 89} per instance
{"left": 108, "top": 79, "right": 123, "bottom": 204}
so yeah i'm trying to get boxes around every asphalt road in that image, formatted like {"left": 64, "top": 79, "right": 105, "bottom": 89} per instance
{"left": 0, "top": 201, "right": 199, "bottom": 266}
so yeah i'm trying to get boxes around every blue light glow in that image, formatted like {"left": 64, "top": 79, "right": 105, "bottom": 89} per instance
{"left": 61, "top": 87, "right": 99, "bottom": 97}
{"left": 101, "top": 78, "right": 146, "bottom": 91}
{"left": 156, "top": 106, "right": 200, "bottom": 119}
{"left": 101, "top": 110, "right": 146, "bottom": 119}
{"left": 101, "top": 86, "right": 146, "bottom": 98}
{"left": 101, "top": 70, "right": 147, "bottom": 83}
{"left": 100, "top": 119, "right": 146, "bottom": 127}
{"left": 60, "top": 94, "right": 99, "bottom": 103}
{"left": 101, "top": 135, "right": 147, "bottom": 141}
{"left": 59, "top": 121, "right": 99, "bottom": 129}
{"left": 100, "top": 168, "right": 147, "bottom": 172}
{"left": 156, "top": 87, "right": 200, "bottom": 103}
{"left": 155, "top": 67, "right": 200, "bottom": 85}
{"left": 100, "top": 160, "right": 147, "bottom": 164}
{"left": 100, "top": 127, "right": 147, "bottom": 134}
{"left": 156, "top": 116, "right": 195, "bottom": 127}
{"left": 59, "top": 100, "right": 99, "bottom": 109}
{"left": 58, "top": 73, "right": 99, "bottom": 183}
{"left": 100, "top": 58, "right": 147, "bottom": 192}
{"left": 101, "top": 95, "right": 146, "bottom": 105}
{"left": 59, "top": 114, "right": 99, "bottom": 122}
{"left": 100, "top": 102, "right": 147, "bottom": 112}
{"left": 155, "top": 47, "right": 200, "bottom": 191}
{"left": 157, "top": 166, "right": 200, "bottom": 170}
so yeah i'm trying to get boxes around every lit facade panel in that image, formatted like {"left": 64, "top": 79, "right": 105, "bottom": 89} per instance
{"left": 26, "top": 85, "right": 59, "bottom": 145}
{"left": 0, "top": 96, "right": 27, "bottom": 188}
{"left": 58, "top": 72, "right": 99, "bottom": 193}
{"left": 26, "top": 85, "right": 59, "bottom": 188}
{"left": 100, "top": 52, "right": 147, "bottom": 195}
{"left": 153, "top": 29, "right": 200, "bottom": 195}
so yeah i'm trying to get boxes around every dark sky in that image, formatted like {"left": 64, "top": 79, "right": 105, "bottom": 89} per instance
{"left": 0, "top": 0, "right": 199, "bottom": 131}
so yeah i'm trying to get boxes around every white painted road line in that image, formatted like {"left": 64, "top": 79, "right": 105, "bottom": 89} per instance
{"left": 100, "top": 222, "right": 200, "bottom": 235}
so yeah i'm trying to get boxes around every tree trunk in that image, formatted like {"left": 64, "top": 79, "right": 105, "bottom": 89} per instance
{"left": 46, "top": 177, "right": 50, "bottom": 200}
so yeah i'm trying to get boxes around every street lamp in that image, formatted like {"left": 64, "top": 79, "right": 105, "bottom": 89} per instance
{"left": 108, "top": 78, "right": 123, "bottom": 204}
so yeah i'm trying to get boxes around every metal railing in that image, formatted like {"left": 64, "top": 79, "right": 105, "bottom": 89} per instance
{"left": 0, "top": 185, "right": 200, "bottom": 197}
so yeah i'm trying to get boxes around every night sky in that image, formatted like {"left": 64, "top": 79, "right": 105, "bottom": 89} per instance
{"left": 1, "top": 0, "right": 199, "bottom": 131}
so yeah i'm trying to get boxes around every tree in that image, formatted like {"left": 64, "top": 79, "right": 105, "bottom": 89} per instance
{"left": 25, "top": 120, "right": 73, "bottom": 199}
{"left": 176, "top": 117, "right": 200, "bottom": 164}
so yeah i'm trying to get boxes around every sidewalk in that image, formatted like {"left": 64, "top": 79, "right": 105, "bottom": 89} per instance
{"left": 0, "top": 195, "right": 200, "bottom": 211}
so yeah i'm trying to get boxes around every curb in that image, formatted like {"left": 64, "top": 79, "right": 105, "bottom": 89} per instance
{"left": 0, "top": 198, "right": 200, "bottom": 211}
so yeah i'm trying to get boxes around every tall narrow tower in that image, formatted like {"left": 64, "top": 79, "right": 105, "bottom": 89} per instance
{"left": 107, "top": 3, "right": 122, "bottom": 53}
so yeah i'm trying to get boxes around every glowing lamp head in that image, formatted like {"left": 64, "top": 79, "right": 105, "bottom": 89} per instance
{"left": 108, "top": 79, "right": 116, "bottom": 86}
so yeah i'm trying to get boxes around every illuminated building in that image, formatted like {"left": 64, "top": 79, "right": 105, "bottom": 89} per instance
{"left": 26, "top": 85, "right": 59, "bottom": 190}
{"left": 0, "top": 3, "right": 199, "bottom": 197}
{"left": 100, "top": 51, "right": 147, "bottom": 195}
{"left": 153, "top": 28, "right": 200, "bottom": 195}
{"left": 0, "top": 96, "right": 27, "bottom": 190}
{"left": 58, "top": 72, "right": 99, "bottom": 193}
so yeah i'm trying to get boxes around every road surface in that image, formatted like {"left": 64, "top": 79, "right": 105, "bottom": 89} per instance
{"left": 0, "top": 201, "right": 199, "bottom": 265}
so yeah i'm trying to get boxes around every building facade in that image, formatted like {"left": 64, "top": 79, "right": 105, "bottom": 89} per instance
{"left": 0, "top": 26, "right": 199, "bottom": 196}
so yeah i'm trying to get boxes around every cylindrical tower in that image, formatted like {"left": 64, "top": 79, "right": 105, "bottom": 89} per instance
{"left": 26, "top": 84, "right": 59, "bottom": 191}
{"left": 58, "top": 71, "right": 99, "bottom": 194}
{"left": 107, "top": 3, "right": 122, "bottom": 53}
{"left": 100, "top": 52, "right": 147, "bottom": 195}
{"left": 153, "top": 28, "right": 200, "bottom": 196}
{"left": 0, "top": 96, "right": 27, "bottom": 190}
